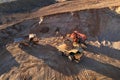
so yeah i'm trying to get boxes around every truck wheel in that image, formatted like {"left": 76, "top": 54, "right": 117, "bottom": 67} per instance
{"left": 74, "top": 59, "right": 80, "bottom": 63}
{"left": 68, "top": 55, "right": 72, "bottom": 61}
{"left": 68, "top": 55, "right": 74, "bottom": 61}
{"left": 61, "top": 52, "right": 65, "bottom": 56}
{"left": 60, "top": 52, "right": 67, "bottom": 57}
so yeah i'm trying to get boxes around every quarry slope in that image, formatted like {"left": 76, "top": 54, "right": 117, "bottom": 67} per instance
{"left": 0, "top": 0, "right": 120, "bottom": 29}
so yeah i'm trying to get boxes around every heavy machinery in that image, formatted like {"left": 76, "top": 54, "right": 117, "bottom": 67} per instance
{"left": 57, "top": 31, "right": 87, "bottom": 63}
{"left": 57, "top": 39, "right": 85, "bottom": 63}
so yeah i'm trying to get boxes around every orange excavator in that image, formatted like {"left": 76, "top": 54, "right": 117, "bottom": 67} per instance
{"left": 67, "top": 30, "right": 87, "bottom": 46}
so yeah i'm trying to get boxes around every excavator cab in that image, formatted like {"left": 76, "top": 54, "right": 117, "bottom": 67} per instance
{"left": 66, "top": 31, "right": 88, "bottom": 48}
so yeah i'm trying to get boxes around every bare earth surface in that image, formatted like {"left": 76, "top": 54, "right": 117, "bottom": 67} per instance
{"left": 0, "top": 0, "right": 120, "bottom": 80}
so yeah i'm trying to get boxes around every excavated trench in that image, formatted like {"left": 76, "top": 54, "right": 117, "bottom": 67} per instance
{"left": 0, "top": 8, "right": 120, "bottom": 80}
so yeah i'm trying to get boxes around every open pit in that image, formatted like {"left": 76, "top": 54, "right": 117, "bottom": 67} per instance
{"left": 0, "top": 0, "right": 120, "bottom": 80}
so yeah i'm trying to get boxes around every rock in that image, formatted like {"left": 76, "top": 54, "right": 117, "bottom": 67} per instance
{"left": 109, "top": 6, "right": 120, "bottom": 14}
{"left": 115, "top": 6, "right": 120, "bottom": 14}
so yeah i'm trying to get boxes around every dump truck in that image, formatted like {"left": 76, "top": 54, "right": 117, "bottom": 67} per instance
{"left": 57, "top": 39, "right": 84, "bottom": 63}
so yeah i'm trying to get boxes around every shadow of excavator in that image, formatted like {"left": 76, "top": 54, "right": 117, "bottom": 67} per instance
{"left": 86, "top": 44, "right": 120, "bottom": 60}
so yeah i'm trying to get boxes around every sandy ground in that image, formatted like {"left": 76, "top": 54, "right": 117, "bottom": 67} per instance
{"left": 0, "top": 7, "right": 120, "bottom": 80}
